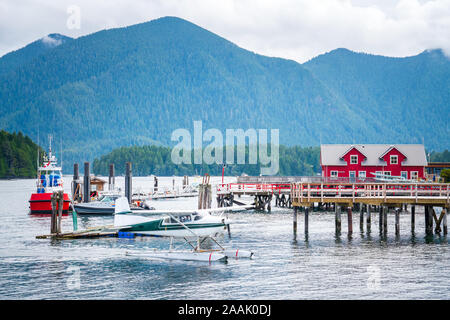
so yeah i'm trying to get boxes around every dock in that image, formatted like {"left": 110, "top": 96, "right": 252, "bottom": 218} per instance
{"left": 36, "top": 225, "right": 117, "bottom": 239}
{"left": 216, "top": 179, "right": 449, "bottom": 238}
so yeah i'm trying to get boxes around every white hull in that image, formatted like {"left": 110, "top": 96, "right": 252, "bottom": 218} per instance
{"left": 223, "top": 249, "right": 254, "bottom": 259}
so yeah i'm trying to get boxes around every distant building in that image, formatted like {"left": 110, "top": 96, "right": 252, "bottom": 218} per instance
{"left": 320, "top": 144, "right": 427, "bottom": 180}
{"left": 426, "top": 162, "right": 450, "bottom": 181}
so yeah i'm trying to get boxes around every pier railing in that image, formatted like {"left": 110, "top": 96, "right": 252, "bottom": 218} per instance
{"left": 217, "top": 181, "right": 450, "bottom": 205}
{"left": 216, "top": 183, "right": 291, "bottom": 194}
{"left": 290, "top": 182, "right": 450, "bottom": 205}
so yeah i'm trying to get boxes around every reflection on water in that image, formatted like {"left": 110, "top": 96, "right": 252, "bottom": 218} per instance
{"left": 0, "top": 176, "right": 449, "bottom": 299}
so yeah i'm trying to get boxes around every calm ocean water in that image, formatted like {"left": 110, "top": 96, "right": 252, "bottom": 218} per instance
{"left": 0, "top": 176, "right": 449, "bottom": 300}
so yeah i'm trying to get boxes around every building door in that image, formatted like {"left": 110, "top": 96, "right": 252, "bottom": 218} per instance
{"left": 349, "top": 171, "right": 356, "bottom": 181}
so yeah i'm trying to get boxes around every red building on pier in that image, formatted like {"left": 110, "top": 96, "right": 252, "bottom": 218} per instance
{"left": 320, "top": 144, "right": 427, "bottom": 180}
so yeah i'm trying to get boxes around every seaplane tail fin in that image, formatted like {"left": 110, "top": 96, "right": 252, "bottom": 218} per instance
{"left": 114, "top": 197, "right": 132, "bottom": 228}
{"left": 115, "top": 197, "right": 131, "bottom": 214}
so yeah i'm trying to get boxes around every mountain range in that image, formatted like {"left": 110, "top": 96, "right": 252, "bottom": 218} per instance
{"left": 0, "top": 16, "right": 449, "bottom": 172}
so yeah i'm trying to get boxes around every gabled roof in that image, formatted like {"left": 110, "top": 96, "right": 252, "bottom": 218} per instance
{"left": 321, "top": 144, "right": 427, "bottom": 166}
{"left": 339, "top": 145, "right": 367, "bottom": 160}
{"left": 378, "top": 145, "right": 407, "bottom": 159}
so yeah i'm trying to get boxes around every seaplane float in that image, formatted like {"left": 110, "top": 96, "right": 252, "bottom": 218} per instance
{"left": 113, "top": 197, "right": 254, "bottom": 262}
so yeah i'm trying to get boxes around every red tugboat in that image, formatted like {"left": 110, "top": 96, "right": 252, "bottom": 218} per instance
{"left": 29, "top": 136, "right": 70, "bottom": 214}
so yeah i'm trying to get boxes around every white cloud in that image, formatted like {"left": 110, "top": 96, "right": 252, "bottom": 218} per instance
{"left": 0, "top": 0, "right": 449, "bottom": 61}
{"left": 41, "top": 35, "right": 62, "bottom": 47}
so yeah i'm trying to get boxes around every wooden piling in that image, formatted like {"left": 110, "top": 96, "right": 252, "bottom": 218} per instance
{"left": 57, "top": 190, "right": 63, "bottom": 234}
{"left": 125, "top": 162, "right": 132, "bottom": 204}
{"left": 347, "top": 207, "right": 353, "bottom": 235}
{"left": 205, "top": 184, "right": 212, "bottom": 209}
{"left": 83, "top": 162, "right": 90, "bottom": 203}
{"left": 304, "top": 206, "right": 309, "bottom": 235}
{"left": 443, "top": 208, "right": 448, "bottom": 235}
{"left": 360, "top": 205, "right": 364, "bottom": 231}
{"left": 383, "top": 206, "right": 388, "bottom": 234}
{"left": 366, "top": 205, "right": 371, "bottom": 232}
{"left": 425, "top": 205, "right": 433, "bottom": 235}
{"left": 109, "top": 164, "right": 115, "bottom": 191}
{"left": 379, "top": 206, "right": 383, "bottom": 233}
{"left": 411, "top": 205, "right": 415, "bottom": 233}
{"left": 293, "top": 206, "right": 298, "bottom": 238}
{"left": 432, "top": 207, "right": 441, "bottom": 233}
{"left": 198, "top": 181, "right": 211, "bottom": 210}
{"left": 72, "top": 163, "right": 79, "bottom": 202}
{"left": 51, "top": 192, "right": 58, "bottom": 234}
{"left": 335, "top": 204, "right": 341, "bottom": 234}
{"left": 395, "top": 208, "right": 400, "bottom": 236}
{"left": 203, "top": 185, "right": 208, "bottom": 209}
{"left": 198, "top": 184, "right": 204, "bottom": 209}
{"left": 50, "top": 191, "right": 64, "bottom": 235}
{"left": 429, "top": 206, "right": 434, "bottom": 234}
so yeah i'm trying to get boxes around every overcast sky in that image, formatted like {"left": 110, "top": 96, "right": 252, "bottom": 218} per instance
{"left": 1, "top": 0, "right": 449, "bottom": 62}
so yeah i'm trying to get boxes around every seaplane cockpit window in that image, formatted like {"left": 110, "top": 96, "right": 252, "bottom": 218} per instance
{"left": 194, "top": 215, "right": 202, "bottom": 221}
{"left": 163, "top": 216, "right": 192, "bottom": 224}
{"left": 178, "top": 215, "right": 192, "bottom": 223}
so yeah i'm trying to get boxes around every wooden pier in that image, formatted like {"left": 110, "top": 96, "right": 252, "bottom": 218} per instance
{"left": 216, "top": 180, "right": 449, "bottom": 238}
{"left": 290, "top": 181, "right": 449, "bottom": 237}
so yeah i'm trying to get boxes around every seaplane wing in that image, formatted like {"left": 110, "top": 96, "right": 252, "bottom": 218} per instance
{"left": 197, "top": 205, "right": 254, "bottom": 215}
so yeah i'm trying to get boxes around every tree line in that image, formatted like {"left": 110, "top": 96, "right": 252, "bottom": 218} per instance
{"left": 0, "top": 130, "right": 43, "bottom": 178}
{"left": 92, "top": 145, "right": 321, "bottom": 176}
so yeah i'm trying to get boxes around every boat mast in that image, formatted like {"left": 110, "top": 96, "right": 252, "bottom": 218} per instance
{"left": 37, "top": 127, "right": 40, "bottom": 179}
{"left": 48, "top": 134, "right": 53, "bottom": 160}
{"left": 60, "top": 136, "right": 63, "bottom": 171}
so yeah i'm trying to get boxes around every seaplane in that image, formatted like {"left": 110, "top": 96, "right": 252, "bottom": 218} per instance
{"left": 113, "top": 197, "right": 254, "bottom": 262}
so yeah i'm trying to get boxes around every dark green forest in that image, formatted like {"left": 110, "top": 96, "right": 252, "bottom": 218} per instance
{"left": 430, "top": 150, "right": 450, "bottom": 162}
{"left": 93, "top": 145, "right": 321, "bottom": 176}
{"left": 1, "top": 128, "right": 448, "bottom": 178}
{"left": 0, "top": 130, "right": 43, "bottom": 178}
{"left": 0, "top": 17, "right": 449, "bottom": 168}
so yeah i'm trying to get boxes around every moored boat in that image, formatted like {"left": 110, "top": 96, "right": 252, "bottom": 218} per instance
{"left": 29, "top": 136, "right": 70, "bottom": 214}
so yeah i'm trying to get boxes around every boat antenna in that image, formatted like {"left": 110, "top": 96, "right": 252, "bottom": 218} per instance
{"left": 48, "top": 134, "right": 53, "bottom": 158}
{"left": 60, "top": 136, "right": 63, "bottom": 170}
{"left": 37, "top": 127, "right": 40, "bottom": 178}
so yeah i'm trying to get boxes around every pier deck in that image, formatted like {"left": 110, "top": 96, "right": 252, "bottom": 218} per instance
{"left": 290, "top": 181, "right": 450, "bottom": 207}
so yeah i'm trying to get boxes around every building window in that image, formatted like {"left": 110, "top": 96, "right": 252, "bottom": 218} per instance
{"left": 411, "top": 171, "right": 418, "bottom": 180}
{"left": 330, "top": 171, "right": 338, "bottom": 177}
{"left": 390, "top": 155, "right": 398, "bottom": 164}
{"left": 349, "top": 171, "right": 356, "bottom": 178}
{"left": 384, "top": 171, "right": 391, "bottom": 176}
{"left": 350, "top": 155, "right": 358, "bottom": 164}
{"left": 359, "top": 171, "right": 366, "bottom": 178}
{"left": 401, "top": 171, "right": 408, "bottom": 179}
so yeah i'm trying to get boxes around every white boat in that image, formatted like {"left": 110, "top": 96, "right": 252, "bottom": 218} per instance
{"left": 74, "top": 192, "right": 152, "bottom": 215}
